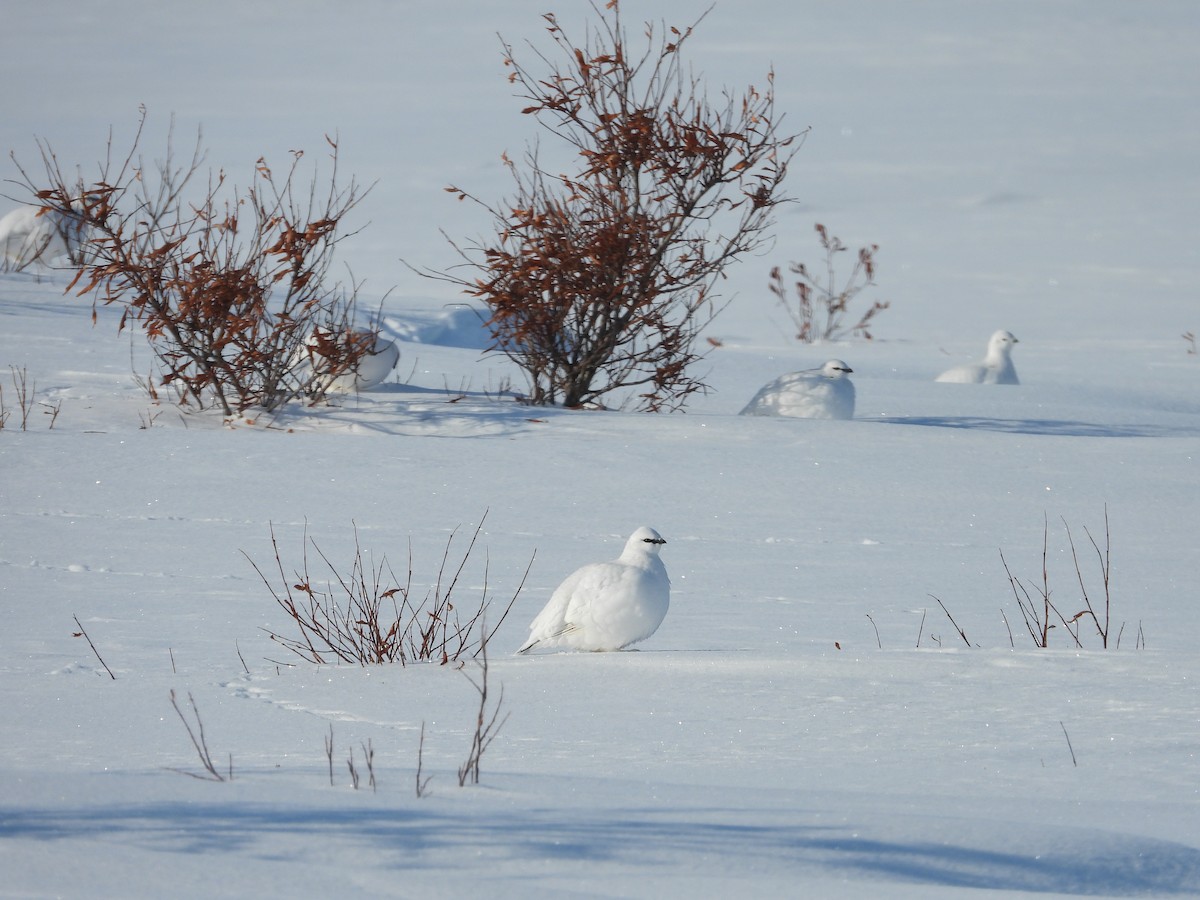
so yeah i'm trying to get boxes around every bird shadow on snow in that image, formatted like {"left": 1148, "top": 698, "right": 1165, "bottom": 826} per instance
{"left": 869, "top": 415, "right": 1199, "bottom": 439}
{"left": 3, "top": 795, "right": 1200, "bottom": 895}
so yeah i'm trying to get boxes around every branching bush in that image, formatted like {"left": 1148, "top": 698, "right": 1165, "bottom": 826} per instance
{"left": 429, "top": 2, "right": 800, "bottom": 410}
{"left": 10, "top": 108, "right": 375, "bottom": 415}
{"left": 245, "top": 516, "right": 531, "bottom": 666}
{"left": 1001, "top": 507, "right": 1129, "bottom": 649}
{"left": 770, "top": 223, "right": 889, "bottom": 342}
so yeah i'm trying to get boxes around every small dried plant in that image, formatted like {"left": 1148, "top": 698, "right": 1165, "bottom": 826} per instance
{"left": 1001, "top": 506, "right": 1125, "bottom": 649}
{"left": 246, "top": 515, "right": 531, "bottom": 666}
{"left": 457, "top": 629, "right": 508, "bottom": 786}
{"left": 770, "top": 223, "right": 889, "bottom": 342}
{"left": 167, "top": 690, "right": 230, "bottom": 782}
{"left": 8, "top": 366, "right": 34, "bottom": 431}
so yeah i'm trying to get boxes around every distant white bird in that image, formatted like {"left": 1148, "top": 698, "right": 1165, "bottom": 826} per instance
{"left": 935, "top": 330, "right": 1020, "bottom": 385}
{"left": 298, "top": 327, "right": 400, "bottom": 393}
{"left": 517, "top": 527, "right": 671, "bottom": 654}
{"left": 739, "top": 359, "right": 856, "bottom": 419}
{"left": 0, "top": 204, "right": 90, "bottom": 270}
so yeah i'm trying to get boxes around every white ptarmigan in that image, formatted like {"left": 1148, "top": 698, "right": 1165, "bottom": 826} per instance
{"left": 0, "top": 204, "right": 89, "bottom": 270}
{"left": 935, "top": 330, "right": 1020, "bottom": 385}
{"left": 298, "top": 328, "right": 400, "bottom": 393}
{"left": 517, "top": 527, "right": 671, "bottom": 653}
{"left": 739, "top": 359, "right": 855, "bottom": 420}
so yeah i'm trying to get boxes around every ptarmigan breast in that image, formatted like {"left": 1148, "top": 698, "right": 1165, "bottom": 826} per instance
{"left": 517, "top": 527, "right": 671, "bottom": 653}
{"left": 740, "top": 359, "right": 855, "bottom": 419}
{"left": 935, "top": 330, "right": 1019, "bottom": 385}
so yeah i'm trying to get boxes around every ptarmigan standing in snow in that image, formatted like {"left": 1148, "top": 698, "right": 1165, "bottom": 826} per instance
{"left": 935, "top": 330, "right": 1020, "bottom": 385}
{"left": 739, "top": 359, "right": 855, "bottom": 420}
{"left": 517, "top": 527, "right": 671, "bottom": 653}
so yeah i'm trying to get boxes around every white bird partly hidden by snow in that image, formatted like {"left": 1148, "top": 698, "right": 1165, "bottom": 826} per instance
{"left": 739, "top": 359, "right": 856, "bottom": 419}
{"left": 297, "top": 327, "right": 400, "bottom": 393}
{"left": 517, "top": 527, "right": 671, "bottom": 654}
{"left": 0, "top": 204, "right": 89, "bottom": 270}
{"left": 935, "top": 330, "right": 1020, "bottom": 385}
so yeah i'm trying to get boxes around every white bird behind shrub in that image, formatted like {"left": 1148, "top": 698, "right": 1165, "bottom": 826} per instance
{"left": 935, "top": 330, "right": 1020, "bottom": 384}
{"left": 517, "top": 527, "right": 671, "bottom": 653}
{"left": 297, "top": 327, "right": 400, "bottom": 394}
{"left": 0, "top": 204, "right": 90, "bottom": 271}
{"left": 740, "top": 359, "right": 856, "bottom": 419}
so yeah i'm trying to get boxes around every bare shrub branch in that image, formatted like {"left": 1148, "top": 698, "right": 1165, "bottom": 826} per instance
{"left": 424, "top": 2, "right": 802, "bottom": 410}
{"left": 458, "top": 629, "right": 508, "bottom": 786}
{"left": 930, "top": 595, "right": 972, "bottom": 647}
{"left": 9, "top": 366, "right": 34, "bottom": 431}
{"left": 1001, "top": 508, "right": 1122, "bottom": 650}
{"left": 71, "top": 614, "right": 116, "bottom": 680}
{"left": 246, "top": 514, "right": 531, "bottom": 667}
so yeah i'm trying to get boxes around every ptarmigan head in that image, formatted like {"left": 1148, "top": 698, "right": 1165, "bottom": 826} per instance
{"left": 623, "top": 526, "right": 666, "bottom": 561}
{"left": 819, "top": 359, "right": 854, "bottom": 380}
{"left": 986, "top": 331, "right": 1019, "bottom": 361}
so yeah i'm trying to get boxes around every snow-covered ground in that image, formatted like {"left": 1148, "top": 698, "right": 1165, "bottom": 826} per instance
{"left": 2, "top": 2, "right": 1198, "bottom": 897}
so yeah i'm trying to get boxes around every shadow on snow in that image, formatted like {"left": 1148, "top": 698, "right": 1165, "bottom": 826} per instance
{"left": 3, "top": 798, "right": 1200, "bottom": 895}
{"left": 869, "top": 415, "right": 1198, "bottom": 438}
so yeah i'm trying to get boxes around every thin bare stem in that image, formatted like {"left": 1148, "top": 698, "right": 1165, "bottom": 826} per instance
{"left": 416, "top": 721, "right": 433, "bottom": 798}
{"left": 72, "top": 614, "right": 115, "bottom": 680}
{"left": 931, "top": 595, "right": 971, "bottom": 647}
{"left": 1060, "top": 720, "right": 1078, "bottom": 767}
{"left": 324, "top": 724, "right": 335, "bottom": 786}
{"left": 865, "top": 613, "right": 881, "bottom": 649}
{"left": 457, "top": 628, "right": 508, "bottom": 786}
{"left": 167, "top": 690, "right": 227, "bottom": 781}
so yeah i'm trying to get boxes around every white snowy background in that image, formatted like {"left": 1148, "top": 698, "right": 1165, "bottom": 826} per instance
{"left": 2, "top": 1, "right": 1198, "bottom": 897}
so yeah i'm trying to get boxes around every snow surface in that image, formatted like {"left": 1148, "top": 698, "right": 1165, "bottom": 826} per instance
{"left": 2, "top": 2, "right": 1199, "bottom": 898}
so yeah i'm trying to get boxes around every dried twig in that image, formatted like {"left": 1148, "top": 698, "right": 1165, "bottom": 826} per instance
{"left": 416, "top": 721, "right": 433, "bottom": 798}
{"left": 324, "top": 724, "right": 335, "bottom": 786}
{"left": 72, "top": 614, "right": 115, "bottom": 679}
{"left": 167, "top": 690, "right": 227, "bottom": 781}
{"left": 362, "top": 739, "right": 376, "bottom": 793}
{"left": 1060, "top": 720, "right": 1078, "bottom": 767}
{"left": 457, "top": 629, "right": 508, "bottom": 786}
{"left": 865, "top": 613, "right": 881, "bottom": 649}
{"left": 9, "top": 366, "right": 34, "bottom": 431}
{"left": 930, "top": 595, "right": 971, "bottom": 647}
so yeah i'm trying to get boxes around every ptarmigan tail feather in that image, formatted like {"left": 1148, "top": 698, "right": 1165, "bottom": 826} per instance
{"left": 516, "top": 621, "right": 579, "bottom": 654}
{"left": 516, "top": 637, "right": 539, "bottom": 654}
